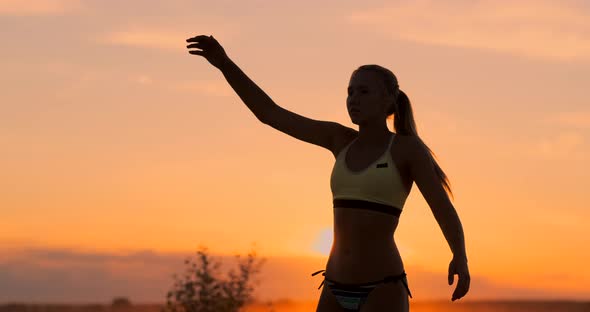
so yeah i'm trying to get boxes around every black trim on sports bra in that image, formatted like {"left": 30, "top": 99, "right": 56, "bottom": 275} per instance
{"left": 333, "top": 198, "right": 402, "bottom": 217}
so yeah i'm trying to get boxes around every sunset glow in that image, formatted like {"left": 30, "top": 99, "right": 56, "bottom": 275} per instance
{"left": 1, "top": 0, "right": 588, "bottom": 304}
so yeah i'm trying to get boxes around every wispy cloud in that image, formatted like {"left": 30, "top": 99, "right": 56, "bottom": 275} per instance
{"left": 346, "top": 0, "right": 590, "bottom": 62}
{"left": 546, "top": 111, "right": 590, "bottom": 129}
{"left": 1, "top": 246, "right": 587, "bottom": 302}
{"left": 531, "top": 131, "right": 585, "bottom": 159}
{"left": 94, "top": 24, "right": 239, "bottom": 52}
{"left": 534, "top": 111, "right": 590, "bottom": 160}
{"left": 170, "top": 79, "right": 235, "bottom": 97}
{"left": 95, "top": 29, "right": 188, "bottom": 51}
{"left": 93, "top": 25, "right": 241, "bottom": 94}
{"left": 0, "top": 0, "right": 81, "bottom": 16}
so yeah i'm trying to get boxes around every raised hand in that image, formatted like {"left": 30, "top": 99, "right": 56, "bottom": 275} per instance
{"left": 186, "top": 35, "right": 230, "bottom": 69}
{"left": 448, "top": 256, "right": 470, "bottom": 301}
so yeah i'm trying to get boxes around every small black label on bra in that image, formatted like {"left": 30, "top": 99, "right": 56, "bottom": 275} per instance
{"left": 376, "top": 162, "right": 388, "bottom": 168}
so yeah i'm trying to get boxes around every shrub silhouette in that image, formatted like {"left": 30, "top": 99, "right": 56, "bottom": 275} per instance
{"left": 162, "top": 245, "right": 267, "bottom": 312}
{"left": 111, "top": 296, "right": 132, "bottom": 308}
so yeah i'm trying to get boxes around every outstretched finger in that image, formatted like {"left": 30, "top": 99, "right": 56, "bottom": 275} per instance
{"left": 186, "top": 43, "right": 204, "bottom": 49}
{"left": 186, "top": 35, "right": 211, "bottom": 43}
{"left": 188, "top": 50, "right": 204, "bottom": 56}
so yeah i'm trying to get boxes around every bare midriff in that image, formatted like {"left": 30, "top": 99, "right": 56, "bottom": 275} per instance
{"left": 325, "top": 206, "right": 405, "bottom": 283}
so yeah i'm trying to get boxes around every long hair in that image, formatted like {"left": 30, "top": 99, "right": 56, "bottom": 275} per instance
{"left": 353, "top": 64, "right": 454, "bottom": 201}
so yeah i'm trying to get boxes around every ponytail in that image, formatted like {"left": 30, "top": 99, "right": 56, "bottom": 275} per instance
{"left": 395, "top": 89, "right": 454, "bottom": 201}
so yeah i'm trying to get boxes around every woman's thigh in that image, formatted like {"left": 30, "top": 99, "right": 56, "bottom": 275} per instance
{"left": 316, "top": 283, "right": 346, "bottom": 312}
{"left": 360, "top": 280, "right": 409, "bottom": 312}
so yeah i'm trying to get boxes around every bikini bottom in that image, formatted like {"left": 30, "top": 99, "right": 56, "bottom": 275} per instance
{"left": 311, "top": 269, "right": 412, "bottom": 311}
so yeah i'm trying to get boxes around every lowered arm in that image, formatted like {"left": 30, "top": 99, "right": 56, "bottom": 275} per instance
{"left": 407, "top": 137, "right": 467, "bottom": 261}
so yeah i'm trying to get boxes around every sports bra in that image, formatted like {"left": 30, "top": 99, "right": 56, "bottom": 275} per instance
{"left": 330, "top": 132, "right": 409, "bottom": 217}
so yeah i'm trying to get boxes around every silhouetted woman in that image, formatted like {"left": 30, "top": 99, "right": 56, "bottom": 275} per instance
{"left": 186, "top": 34, "right": 470, "bottom": 312}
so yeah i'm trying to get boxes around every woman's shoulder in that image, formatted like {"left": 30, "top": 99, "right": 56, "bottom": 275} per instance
{"left": 393, "top": 132, "right": 412, "bottom": 147}
{"left": 394, "top": 133, "right": 419, "bottom": 148}
{"left": 330, "top": 127, "right": 357, "bottom": 158}
{"left": 395, "top": 134, "right": 432, "bottom": 167}
{"left": 392, "top": 133, "right": 422, "bottom": 165}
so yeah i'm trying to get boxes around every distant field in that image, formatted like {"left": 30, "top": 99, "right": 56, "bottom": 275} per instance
{"left": 1, "top": 300, "right": 589, "bottom": 312}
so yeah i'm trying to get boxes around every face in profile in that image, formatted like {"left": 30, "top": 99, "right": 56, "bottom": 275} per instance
{"left": 347, "top": 70, "right": 393, "bottom": 126}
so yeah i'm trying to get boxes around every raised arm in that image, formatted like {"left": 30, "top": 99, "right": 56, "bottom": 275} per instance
{"left": 220, "top": 58, "right": 351, "bottom": 152}
{"left": 187, "top": 34, "right": 351, "bottom": 153}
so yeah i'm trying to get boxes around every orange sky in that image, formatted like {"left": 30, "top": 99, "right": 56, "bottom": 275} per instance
{"left": 1, "top": 0, "right": 589, "bottom": 303}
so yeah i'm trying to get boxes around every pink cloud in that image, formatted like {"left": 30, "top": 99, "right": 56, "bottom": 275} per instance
{"left": 0, "top": 0, "right": 81, "bottom": 16}
{"left": 346, "top": 0, "right": 590, "bottom": 62}
{"left": 94, "top": 25, "right": 239, "bottom": 52}
{"left": 96, "top": 29, "right": 187, "bottom": 51}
